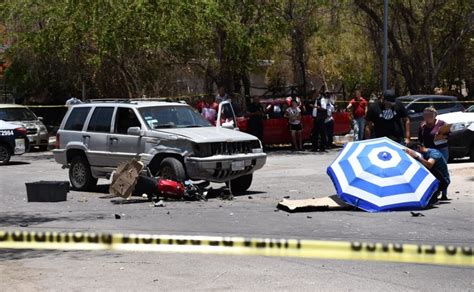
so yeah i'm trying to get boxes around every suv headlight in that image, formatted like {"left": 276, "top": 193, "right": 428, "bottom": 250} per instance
{"left": 450, "top": 122, "right": 472, "bottom": 133}
{"left": 39, "top": 125, "right": 48, "bottom": 133}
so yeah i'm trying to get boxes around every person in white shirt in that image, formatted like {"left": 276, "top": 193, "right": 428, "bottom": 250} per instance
{"left": 325, "top": 94, "right": 335, "bottom": 148}
{"left": 309, "top": 91, "right": 327, "bottom": 152}
{"left": 284, "top": 99, "right": 303, "bottom": 151}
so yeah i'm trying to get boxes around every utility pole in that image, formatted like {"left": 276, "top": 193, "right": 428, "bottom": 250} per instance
{"left": 383, "top": 0, "right": 389, "bottom": 93}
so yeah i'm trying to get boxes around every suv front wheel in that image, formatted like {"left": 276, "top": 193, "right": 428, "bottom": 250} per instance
{"left": 69, "top": 156, "right": 98, "bottom": 191}
{"left": 227, "top": 174, "right": 253, "bottom": 194}
{"left": 159, "top": 157, "right": 187, "bottom": 182}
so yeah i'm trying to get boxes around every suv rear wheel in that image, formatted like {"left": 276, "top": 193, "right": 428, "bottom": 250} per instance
{"left": 227, "top": 174, "right": 253, "bottom": 194}
{"left": 159, "top": 157, "right": 187, "bottom": 182}
{"left": 69, "top": 156, "right": 97, "bottom": 191}
{"left": 0, "top": 144, "right": 11, "bottom": 165}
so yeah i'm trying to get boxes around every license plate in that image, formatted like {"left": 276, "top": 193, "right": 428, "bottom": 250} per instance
{"left": 15, "top": 139, "right": 25, "bottom": 154}
{"left": 231, "top": 161, "right": 245, "bottom": 171}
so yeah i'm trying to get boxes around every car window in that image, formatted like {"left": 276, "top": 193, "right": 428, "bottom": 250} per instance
{"left": 0, "top": 108, "right": 37, "bottom": 121}
{"left": 407, "top": 98, "right": 429, "bottom": 113}
{"left": 87, "top": 107, "right": 114, "bottom": 133}
{"left": 139, "top": 106, "right": 211, "bottom": 129}
{"left": 115, "top": 107, "right": 141, "bottom": 134}
{"left": 64, "top": 107, "right": 91, "bottom": 131}
{"left": 432, "top": 99, "right": 454, "bottom": 111}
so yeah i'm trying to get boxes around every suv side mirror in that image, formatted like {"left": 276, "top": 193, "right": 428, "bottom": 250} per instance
{"left": 407, "top": 109, "right": 415, "bottom": 114}
{"left": 37, "top": 116, "right": 44, "bottom": 121}
{"left": 127, "top": 126, "right": 142, "bottom": 136}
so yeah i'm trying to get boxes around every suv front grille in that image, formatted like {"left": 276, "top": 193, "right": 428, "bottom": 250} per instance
{"left": 193, "top": 141, "right": 260, "bottom": 157}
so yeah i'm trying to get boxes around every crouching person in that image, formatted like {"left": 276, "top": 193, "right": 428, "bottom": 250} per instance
{"left": 405, "top": 141, "right": 450, "bottom": 204}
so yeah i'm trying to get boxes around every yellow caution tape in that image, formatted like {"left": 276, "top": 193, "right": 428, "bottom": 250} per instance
{"left": 0, "top": 230, "right": 472, "bottom": 266}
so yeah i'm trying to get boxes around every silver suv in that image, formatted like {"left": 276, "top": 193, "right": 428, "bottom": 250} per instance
{"left": 53, "top": 100, "right": 266, "bottom": 193}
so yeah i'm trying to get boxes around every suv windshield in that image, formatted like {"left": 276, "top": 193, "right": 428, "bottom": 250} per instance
{"left": 0, "top": 108, "right": 37, "bottom": 121}
{"left": 139, "top": 106, "right": 212, "bottom": 129}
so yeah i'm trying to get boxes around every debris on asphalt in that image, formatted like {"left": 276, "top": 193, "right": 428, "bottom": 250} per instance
{"left": 410, "top": 212, "right": 425, "bottom": 217}
{"left": 115, "top": 214, "right": 121, "bottom": 219}
{"left": 153, "top": 200, "right": 165, "bottom": 207}
{"left": 248, "top": 196, "right": 253, "bottom": 199}
{"left": 19, "top": 223, "right": 29, "bottom": 227}
{"left": 307, "top": 216, "right": 312, "bottom": 219}
{"left": 109, "top": 159, "right": 144, "bottom": 199}
{"left": 277, "top": 195, "right": 350, "bottom": 213}
{"left": 283, "top": 196, "right": 290, "bottom": 199}
{"left": 25, "top": 181, "right": 70, "bottom": 202}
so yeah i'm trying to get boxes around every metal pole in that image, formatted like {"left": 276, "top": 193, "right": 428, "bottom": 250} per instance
{"left": 383, "top": 0, "right": 389, "bottom": 92}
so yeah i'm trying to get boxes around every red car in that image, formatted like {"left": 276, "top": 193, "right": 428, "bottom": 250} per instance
{"left": 237, "top": 98, "right": 351, "bottom": 145}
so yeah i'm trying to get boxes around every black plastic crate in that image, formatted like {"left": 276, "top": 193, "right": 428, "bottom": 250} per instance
{"left": 25, "top": 181, "right": 70, "bottom": 202}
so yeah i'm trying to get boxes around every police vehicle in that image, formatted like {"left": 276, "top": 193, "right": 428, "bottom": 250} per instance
{"left": 0, "top": 120, "right": 28, "bottom": 165}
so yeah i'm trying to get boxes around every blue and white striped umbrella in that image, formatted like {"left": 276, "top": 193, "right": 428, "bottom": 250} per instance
{"left": 327, "top": 137, "right": 439, "bottom": 212}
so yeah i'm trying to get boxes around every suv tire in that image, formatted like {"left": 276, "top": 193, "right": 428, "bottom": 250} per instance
{"left": 0, "top": 144, "right": 11, "bottom": 165}
{"left": 69, "top": 156, "right": 97, "bottom": 191}
{"left": 159, "top": 157, "right": 187, "bottom": 181}
{"left": 228, "top": 174, "right": 253, "bottom": 194}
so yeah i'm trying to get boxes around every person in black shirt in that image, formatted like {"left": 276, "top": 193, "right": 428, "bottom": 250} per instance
{"left": 365, "top": 90, "right": 411, "bottom": 145}
{"left": 309, "top": 91, "right": 328, "bottom": 152}
{"left": 246, "top": 96, "right": 265, "bottom": 142}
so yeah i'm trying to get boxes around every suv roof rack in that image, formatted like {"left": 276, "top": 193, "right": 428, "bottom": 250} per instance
{"left": 85, "top": 99, "right": 132, "bottom": 103}
{"left": 129, "top": 97, "right": 174, "bottom": 102}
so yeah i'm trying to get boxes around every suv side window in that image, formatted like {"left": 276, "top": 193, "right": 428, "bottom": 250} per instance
{"left": 87, "top": 107, "right": 114, "bottom": 132}
{"left": 64, "top": 107, "right": 91, "bottom": 131}
{"left": 114, "top": 107, "right": 141, "bottom": 134}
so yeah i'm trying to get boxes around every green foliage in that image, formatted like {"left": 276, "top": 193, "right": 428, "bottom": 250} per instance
{"left": 0, "top": 0, "right": 471, "bottom": 102}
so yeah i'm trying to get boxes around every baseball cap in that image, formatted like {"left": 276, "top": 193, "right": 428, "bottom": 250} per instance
{"left": 383, "top": 89, "right": 396, "bottom": 102}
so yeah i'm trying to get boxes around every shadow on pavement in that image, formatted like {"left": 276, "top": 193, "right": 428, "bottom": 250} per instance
{"left": 0, "top": 212, "right": 108, "bottom": 228}
{"left": 0, "top": 249, "right": 62, "bottom": 261}
{"left": 4, "top": 161, "right": 31, "bottom": 166}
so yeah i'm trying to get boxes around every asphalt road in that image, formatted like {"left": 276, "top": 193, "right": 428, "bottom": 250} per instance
{"left": 0, "top": 150, "right": 473, "bottom": 291}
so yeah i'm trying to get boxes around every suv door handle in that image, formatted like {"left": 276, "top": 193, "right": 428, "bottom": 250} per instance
{"left": 83, "top": 135, "right": 90, "bottom": 138}
{"left": 110, "top": 137, "right": 119, "bottom": 142}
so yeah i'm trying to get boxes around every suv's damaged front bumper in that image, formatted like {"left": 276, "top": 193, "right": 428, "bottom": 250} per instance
{"left": 185, "top": 153, "right": 267, "bottom": 182}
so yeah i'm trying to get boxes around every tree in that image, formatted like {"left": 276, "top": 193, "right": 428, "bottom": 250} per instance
{"left": 354, "top": 0, "right": 473, "bottom": 94}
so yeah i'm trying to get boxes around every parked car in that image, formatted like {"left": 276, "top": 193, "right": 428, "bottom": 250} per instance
{"left": 0, "top": 104, "right": 49, "bottom": 151}
{"left": 396, "top": 95, "right": 464, "bottom": 137}
{"left": 53, "top": 100, "right": 266, "bottom": 193}
{"left": 0, "top": 120, "right": 28, "bottom": 165}
{"left": 237, "top": 98, "right": 351, "bottom": 145}
{"left": 437, "top": 106, "right": 474, "bottom": 161}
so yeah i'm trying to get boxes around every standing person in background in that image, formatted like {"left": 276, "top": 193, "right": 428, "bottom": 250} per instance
{"left": 325, "top": 93, "right": 335, "bottom": 148}
{"left": 309, "top": 91, "right": 327, "bottom": 152}
{"left": 246, "top": 96, "right": 265, "bottom": 142}
{"left": 365, "top": 90, "right": 411, "bottom": 145}
{"left": 284, "top": 99, "right": 303, "bottom": 151}
{"left": 215, "top": 86, "right": 229, "bottom": 104}
{"left": 418, "top": 107, "right": 449, "bottom": 162}
{"left": 346, "top": 90, "right": 368, "bottom": 141}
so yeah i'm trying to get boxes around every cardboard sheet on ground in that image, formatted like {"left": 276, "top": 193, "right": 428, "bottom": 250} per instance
{"left": 277, "top": 195, "right": 351, "bottom": 212}
{"left": 109, "top": 159, "right": 144, "bottom": 199}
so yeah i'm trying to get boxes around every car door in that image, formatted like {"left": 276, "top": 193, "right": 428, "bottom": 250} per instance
{"left": 108, "top": 107, "right": 145, "bottom": 167}
{"left": 84, "top": 106, "right": 115, "bottom": 167}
